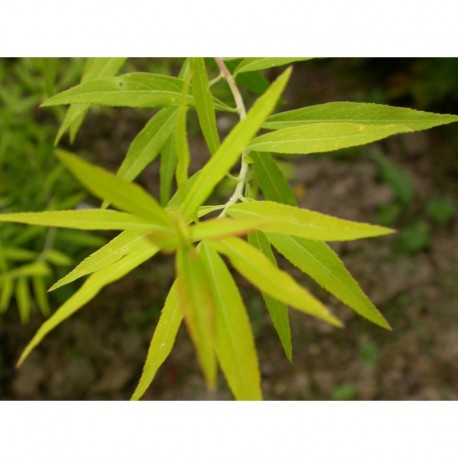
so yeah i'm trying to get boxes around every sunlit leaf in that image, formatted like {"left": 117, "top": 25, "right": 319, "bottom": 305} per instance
{"left": 0, "top": 209, "right": 166, "bottom": 231}
{"left": 131, "top": 281, "right": 183, "bottom": 400}
{"left": 234, "top": 58, "right": 312, "bottom": 75}
{"left": 56, "top": 58, "right": 126, "bottom": 144}
{"left": 200, "top": 242, "right": 262, "bottom": 400}
{"left": 190, "top": 58, "right": 220, "bottom": 155}
{"left": 56, "top": 151, "right": 173, "bottom": 228}
{"left": 191, "top": 217, "right": 275, "bottom": 242}
{"left": 176, "top": 246, "right": 217, "bottom": 388}
{"left": 227, "top": 200, "right": 395, "bottom": 241}
{"left": 116, "top": 107, "right": 179, "bottom": 183}
{"left": 263, "top": 101, "right": 458, "bottom": 130}
{"left": 180, "top": 67, "right": 292, "bottom": 218}
{"left": 49, "top": 231, "right": 152, "bottom": 292}
{"left": 42, "top": 72, "right": 235, "bottom": 112}
{"left": 17, "top": 243, "right": 159, "bottom": 367}
{"left": 159, "top": 136, "right": 177, "bottom": 207}
{"left": 248, "top": 122, "right": 414, "bottom": 155}
{"left": 247, "top": 231, "right": 292, "bottom": 361}
{"left": 208, "top": 237, "right": 343, "bottom": 327}
{"left": 268, "top": 234, "right": 391, "bottom": 330}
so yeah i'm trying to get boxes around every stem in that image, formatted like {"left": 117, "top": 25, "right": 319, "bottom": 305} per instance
{"left": 214, "top": 58, "right": 248, "bottom": 217}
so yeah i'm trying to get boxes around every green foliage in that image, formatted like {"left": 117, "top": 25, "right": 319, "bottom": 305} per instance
{"left": 3, "top": 58, "right": 457, "bottom": 400}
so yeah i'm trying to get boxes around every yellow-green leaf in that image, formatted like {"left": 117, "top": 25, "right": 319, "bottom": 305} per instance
{"left": 208, "top": 237, "right": 343, "bottom": 327}
{"left": 131, "top": 281, "right": 183, "bottom": 400}
{"left": 176, "top": 246, "right": 216, "bottom": 388}
{"left": 56, "top": 151, "right": 173, "bottom": 228}
{"left": 200, "top": 242, "right": 262, "bottom": 400}
{"left": 0, "top": 278, "right": 14, "bottom": 313}
{"left": 180, "top": 67, "right": 292, "bottom": 219}
{"left": 16, "top": 277, "right": 31, "bottom": 324}
{"left": 0, "top": 209, "right": 166, "bottom": 231}
{"left": 0, "top": 263, "right": 50, "bottom": 281}
{"left": 263, "top": 101, "right": 458, "bottom": 130}
{"left": 32, "top": 276, "right": 51, "bottom": 316}
{"left": 49, "top": 231, "right": 152, "bottom": 292}
{"left": 190, "top": 58, "right": 220, "bottom": 155}
{"left": 247, "top": 231, "right": 292, "bottom": 361}
{"left": 247, "top": 123, "right": 413, "bottom": 154}
{"left": 268, "top": 234, "right": 391, "bottom": 330}
{"left": 17, "top": 242, "right": 159, "bottom": 367}
{"left": 227, "top": 200, "right": 394, "bottom": 241}
{"left": 159, "top": 135, "right": 177, "bottom": 207}
{"left": 234, "top": 58, "right": 312, "bottom": 75}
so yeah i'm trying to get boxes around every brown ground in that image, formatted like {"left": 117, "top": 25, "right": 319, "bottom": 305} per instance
{"left": 1, "top": 59, "right": 457, "bottom": 400}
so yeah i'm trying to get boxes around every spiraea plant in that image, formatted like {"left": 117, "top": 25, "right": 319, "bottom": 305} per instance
{"left": 2, "top": 58, "right": 457, "bottom": 400}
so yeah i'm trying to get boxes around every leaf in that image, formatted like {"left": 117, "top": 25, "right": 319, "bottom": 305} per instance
{"left": 191, "top": 217, "right": 276, "bottom": 242}
{"left": 226, "top": 200, "right": 395, "bottom": 241}
{"left": 2, "top": 247, "right": 37, "bottom": 262}
{"left": 268, "top": 234, "right": 391, "bottom": 330}
{"left": 17, "top": 242, "right": 159, "bottom": 366}
{"left": 234, "top": 58, "right": 312, "bottom": 75}
{"left": 131, "top": 281, "right": 183, "bottom": 400}
{"left": 0, "top": 263, "right": 50, "bottom": 281}
{"left": 200, "top": 242, "right": 262, "bottom": 400}
{"left": 251, "top": 151, "right": 296, "bottom": 206}
{"left": 0, "top": 278, "right": 14, "bottom": 313}
{"left": 56, "top": 151, "right": 173, "bottom": 228}
{"left": 247, "top": 231, "right": 292, "bottom": 361}
{"left": 16, "top": 277, "right": 31, "bottom": 324}
{"left": 180, "top": 67, "right": 292, "bottom": 219}
{"left": 32, "top": 276, "right": 51, "bottom": 316}
{"left": 208, "top": 237, "right": 343, "bottom": 327}
{"left": 247, "top": 122, "right": 413, "bottom": 155}
{"left": 190, "top": 58, "right": 220, "bottom": 155}
{"left": 175, "top": 63, "right": 192, "bottom": 188}
{"left": 176, "top": 246, "right": 217, "bottom": 388}
{"left": 116, "top": 107, "right": 179, "bottom": 183}
{"left": 159, "top": 135, "right": 177, "bottom": 207}
{"left": 263, "top": 101, "right": 458, "bottom": 130}
{"left": 56, "top": 58, "right": 126, "bottom": 144}
{"left": 49, "top": 231, "right": 152, "bottom": 292}
{"left": 42, "top": 72, "right": 234, "bottom": 112}
{"left": 0, "top": 209, "right": 166, "bottom": 231}
{"left": 44, "top": 249, "right": 73, "bottom": 266}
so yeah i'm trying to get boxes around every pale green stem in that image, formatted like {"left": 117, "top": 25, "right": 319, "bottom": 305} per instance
{"left": 214, "top": 58, "right": 249, "bottom": 218}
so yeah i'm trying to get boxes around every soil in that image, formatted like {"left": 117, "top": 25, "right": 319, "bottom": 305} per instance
{"left": 1, "top": 59, "right": 457, "bottom": 400}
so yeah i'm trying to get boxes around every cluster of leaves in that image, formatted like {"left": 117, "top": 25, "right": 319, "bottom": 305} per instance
{"left": 0, "top": 58, "right": 106, "bottom": 322}
{"left": 2, "top": 58, "right": 457, "bottom": 400}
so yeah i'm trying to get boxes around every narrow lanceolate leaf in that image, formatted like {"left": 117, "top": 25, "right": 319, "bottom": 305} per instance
{"left": 116, "top": 107, "right": 179, "bottom": 183}
{"left": 160, "top": 135, "right": 177, "bottom": 207}
{"left": 268, "top": 234, "right": 391, "bottom": 330}
{"left": 234, "top": 58, "right": 312, "bottom": 75}
{"left": 251, "top": 151, "right": 296, "bottom": 206}
{"left": 208, "top": 237, "right": 343, "bottom": 327}
{"left": 32, "top": 276, "right": 51, "bottom": 316}
{"left": 180, "top": 67, "right": 292, "bottom": 219}
{"left": 190, "top": 58, "right": 220, "bottom": 155}
{"left": 176, "top": 247, "right": 217, "bottom": 388}
{"left": 16, "top": 277, "right": 31, "bottom": 324}
{"left": 175, "top": 65, "right": 192, "bottom": 188}
{"left": 200, "top": 243, "right": 262, "bottom": 400}
{"left": 0, "top": 278, "right": 14, "bottom": 312}
{"left": 191, "top": 217, "right": 276, "bottom": 242}
{"left": 131, "top": 281, "right": 183, "bottom": 400}
{"left": 0, "top": 263, "right": 50, "bottom": 281}
{"left": 248, "top": 231, "right": 292, "bottom": 361}
{"left": 0, "top": 209, "right": 165, "bottom": 231}
{"left": 17, "top": 242, "right": 159, "bottom": 367}
{"left": 227, "top": 200, "right": 394, "bottom": 241}
{"left": 42, "top": 72, "right": 235, "bottom": 112}
{"left": 56, "top": 58, "right": 126, "bottom": 144}
{"left": 49, "top": 231, "right": 152, "bottom": 292}
{"left": 263, "top": 101, "right": 458, "bottom": 130}
{"left": 247, "top": 123, "right": 413, "bottom": 155}
{"left": 56, "top": 151, "right": 173, "bottom": 228}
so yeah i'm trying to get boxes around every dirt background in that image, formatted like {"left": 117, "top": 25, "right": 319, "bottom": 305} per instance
{"left": 1, "top": 58, "right": 457, "bottom": 400}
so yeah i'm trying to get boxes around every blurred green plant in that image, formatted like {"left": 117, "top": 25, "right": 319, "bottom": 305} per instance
{"left": 1, "top": 58, "right": 457, "bottom": 400}
{"left": 0, "top": 58, "right": 107, "bottom": 322}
